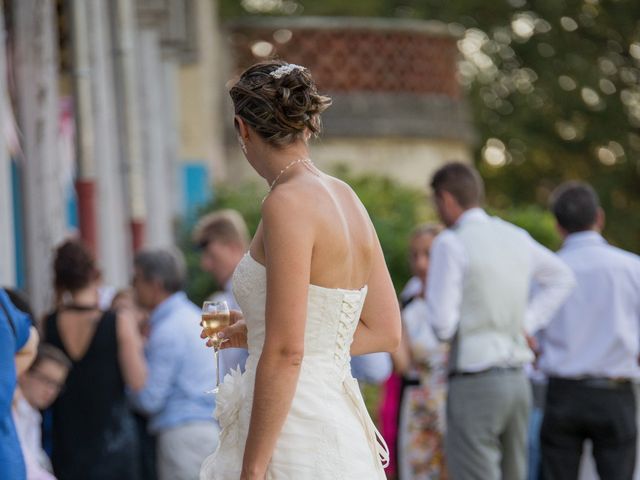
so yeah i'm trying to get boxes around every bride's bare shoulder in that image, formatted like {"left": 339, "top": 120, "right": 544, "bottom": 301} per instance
{"left": 325, "top": 175, "right": 371, "bottom": 216}
{"left": 260, "top": 180, "right": 316, "bottom": 220}
{"left": 325, "top": 173, "right": 353, "bottom": 192}
{"left": 262, "top": 173, "right": 367, "bottom": 224}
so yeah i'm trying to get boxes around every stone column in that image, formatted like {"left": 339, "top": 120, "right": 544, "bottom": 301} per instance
{"left": 162, "top": 58, "right": 181, "bottom": 219}
{"left": 112, "top": 0, "right": 147, "bottom": 252}
{"left": 87, "top": 0, "right": 130, "bottom": 287}
{"left": 13, "top": 0, "right": 66, "bottom": 314}
{"left": 137, "top": 28, "right": 173, "bottom": 247}
{"left": 69, "top": 0, "right": 98, "bottom": 254}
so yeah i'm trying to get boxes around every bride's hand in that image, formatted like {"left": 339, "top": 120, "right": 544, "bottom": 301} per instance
{"left": 200, "top": 310, "right": 248, "bottom": 349}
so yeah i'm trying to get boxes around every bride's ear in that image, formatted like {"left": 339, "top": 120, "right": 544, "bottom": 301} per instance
{"left": 234, "top": 116, "right": 250, "bottom": 142}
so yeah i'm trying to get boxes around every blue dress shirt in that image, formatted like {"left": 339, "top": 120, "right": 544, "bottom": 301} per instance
{"left": 351, "top": 353, "right": 392, "bottom": 384}
{"left": 539, "top": 231, "right": 640, "bottom": 379}
{"left": 130, "top": 292, "right": 217, "bottom": 433}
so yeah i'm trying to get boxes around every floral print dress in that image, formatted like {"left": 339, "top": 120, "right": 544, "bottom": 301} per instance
{"left": 398, "top": 298, "right": 449, "bottom": 480}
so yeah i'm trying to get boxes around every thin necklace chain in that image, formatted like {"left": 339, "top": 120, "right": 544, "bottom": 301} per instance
{"left": 263, "top": 157, "right": 313, "bottom": 202}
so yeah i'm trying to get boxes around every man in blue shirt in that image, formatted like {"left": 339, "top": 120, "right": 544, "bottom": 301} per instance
{"left": 192, "top": 210, "right": 250, "bottom": 378}
{"left": 539, "top": 182, "right": 640, "bottom": 480}
{"left": 130, "top": 249, "right": 218, "bottom": 480}
{"left": 0, "top": 288, "right": 38, "bottom": 480}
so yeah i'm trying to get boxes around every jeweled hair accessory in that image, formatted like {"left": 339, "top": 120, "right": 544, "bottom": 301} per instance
{"left": 269, "top": 63, "right": 304, "bottom": 79}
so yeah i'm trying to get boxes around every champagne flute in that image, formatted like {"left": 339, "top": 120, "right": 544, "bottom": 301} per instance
{"left": 201, "top": 300, "right": 230, "bottom": 394}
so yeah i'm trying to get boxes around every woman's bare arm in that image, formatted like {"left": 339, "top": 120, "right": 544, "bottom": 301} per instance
{"left": 116, "top": 310, "right": 147, "bottom": 392}
{"left": 351, "top": 233, "right": 402, "bottom": 356}
{"left": 241, "top": 188, "right": 313, "bottom": 479}
{"left": 390, "top": 329, "right": 412, "bottom": 375}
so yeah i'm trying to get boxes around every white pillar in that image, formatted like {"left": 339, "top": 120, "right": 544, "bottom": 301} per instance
{"left": 70, "top": 0, "right": 96, "bottom": 182}
{"left": 14, "top": 0, "right": 66, "bottom": 315}
{"left": 137, "top": 28, "right": 173, "bottom": 248}
{"left": 162, "top": 58, "right": 181, "bottom": 219}
{"left": 111, "top": 0, "right": 146, "bottom": 250}
{"left": 205, "top": 0, "right": 228, "bottom": 181}
{"left": 69, "top": 0, "right": 99, "bottom": 254}
{"left": 0, "top": 8, "right": 15, "bottom": 286}
{"left": 88, "top": 0, "right": 130, "bottom": 287}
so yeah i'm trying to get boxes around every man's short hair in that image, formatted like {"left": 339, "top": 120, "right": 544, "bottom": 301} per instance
{"left": 31, "top": 343, "right": 71, "bottom": 372}
{"left": 430, "top": 162, "right": 484, "bottom": 208}
{"left": 133, "top": 248, "right": 186, "bottom": 293}
{"left": 192, "top": 209, "right": 249, "bottom": 250}
{"left": 550, "top": 181, "right": 600, "bottom": 233}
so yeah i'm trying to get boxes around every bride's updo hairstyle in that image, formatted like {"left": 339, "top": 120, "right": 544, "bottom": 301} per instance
{"left": 230, "top": 60, "right": 332, "bottom": 148}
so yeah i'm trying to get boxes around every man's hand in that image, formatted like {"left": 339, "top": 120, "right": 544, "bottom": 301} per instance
{"left": 525, "top": 334, "right": 538, "bottom": 353}
{"left": 526, "top": 333, "right": 542, "bottom": 369}
{"left": 200, "top": 310, "right": 248, "bottom": 349}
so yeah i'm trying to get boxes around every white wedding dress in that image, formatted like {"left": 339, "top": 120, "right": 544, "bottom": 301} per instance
{"left": 200, "top": 253, "right": 388, "bottom": 479}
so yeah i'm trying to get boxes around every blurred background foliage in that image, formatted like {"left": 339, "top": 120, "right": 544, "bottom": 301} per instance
{"left": 182, "top": 167, "right": 559, "bottom": 305}
{"left": 219, "top": 0, "right": 640, "bottom": 252}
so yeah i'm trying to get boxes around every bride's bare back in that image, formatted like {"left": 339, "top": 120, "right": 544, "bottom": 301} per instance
{"left": 250, "top": 171, "right": 374, "bottom": 291}
{"left": 249, "top": 166, "right": 399, "bottom": 358}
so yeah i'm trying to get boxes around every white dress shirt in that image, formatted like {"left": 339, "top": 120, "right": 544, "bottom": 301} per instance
{"left": 425, "top": 208, "right": 575, "bottom": 370}
{"left": 400, "top": 276, "right": 423, "bottom": 304}
{"left": 538, "top": 231, "right": 640, "bottom": 379}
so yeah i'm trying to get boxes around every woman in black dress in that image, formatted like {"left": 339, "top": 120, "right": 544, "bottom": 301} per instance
{"left": 44, "top": 240, "right": 147, "bottom": 480}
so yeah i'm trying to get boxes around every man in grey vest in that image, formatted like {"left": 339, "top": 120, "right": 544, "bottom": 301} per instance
{"left": 425, "top": 162, "right": 575, "bottom": 480}
{"left": 539, "top": 182, "right": 640, "bottom": 480}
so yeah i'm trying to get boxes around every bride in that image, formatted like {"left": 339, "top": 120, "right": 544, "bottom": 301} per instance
{"left": 200, "top": 60, "right": 401, "bottom": 480}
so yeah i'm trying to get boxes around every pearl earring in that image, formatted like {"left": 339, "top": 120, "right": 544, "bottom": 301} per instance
{"left": 238, "top": 137, "right": 247, "bottom": 154}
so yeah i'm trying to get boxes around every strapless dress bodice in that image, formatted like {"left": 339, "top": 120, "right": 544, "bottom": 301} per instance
{"left": 232, "top": 253, "right": 368, "bottom": 378}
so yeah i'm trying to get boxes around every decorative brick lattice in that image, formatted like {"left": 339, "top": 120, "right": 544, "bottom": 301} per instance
{"left": 228, "top": 23, "right": 461, "bottom": 99}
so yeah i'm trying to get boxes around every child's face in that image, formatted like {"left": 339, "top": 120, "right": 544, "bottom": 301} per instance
{"left": 409, "top": 233, "right": 435, "bottom": 282}
{"left": 20, "top": 359, "right": 68, "bottom": 410}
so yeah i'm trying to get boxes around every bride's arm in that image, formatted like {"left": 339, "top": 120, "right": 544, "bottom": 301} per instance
{"left": 241, "top": 190, "right": 312, "bottom": 480}
{"left": 350, "top": 233, "right": 402, "bottom": 356}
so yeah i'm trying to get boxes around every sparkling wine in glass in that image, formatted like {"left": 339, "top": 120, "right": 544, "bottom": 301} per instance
{"left": 201, "top": 300, "right": 230, "bottom": 394}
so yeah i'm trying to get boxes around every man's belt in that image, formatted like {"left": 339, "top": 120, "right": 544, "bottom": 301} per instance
{"left": 549, "top": 376, "right": 632, "bottom": 389}
{"left": 448, "top": 365, "right": 522, "bottom": 379}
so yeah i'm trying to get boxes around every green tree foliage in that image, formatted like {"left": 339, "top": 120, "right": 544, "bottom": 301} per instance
{"left": 219, "top": 0, "right": 640, "bottom": 252}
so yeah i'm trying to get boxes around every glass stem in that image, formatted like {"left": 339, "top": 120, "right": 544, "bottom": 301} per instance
{"left": 215, "top": 346, "right": 220, "bottom": 389}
